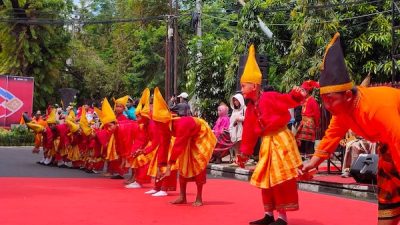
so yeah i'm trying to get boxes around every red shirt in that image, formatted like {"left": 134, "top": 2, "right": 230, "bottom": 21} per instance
{"left": 167, "top": 117, "right": 200, "bottom": 164}
{"left": 241, "top": 91, "right": 303, "bottom": 156}
{"left": 302, "top": 96, "right": 320, "bottom": 127}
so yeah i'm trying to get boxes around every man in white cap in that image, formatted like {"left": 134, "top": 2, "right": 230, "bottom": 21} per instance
{"left": 177, "top": 92, "right": 189, "bottom": 99}
{"left": 170, "top": 92, "right": 191, "bottom": 116}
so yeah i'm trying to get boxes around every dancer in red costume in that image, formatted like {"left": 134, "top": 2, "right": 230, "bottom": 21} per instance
{"left": 94, "top": 98, "right": 118, "bottom": 177}
{"left": 125, "top": 88, "right": 153, "bottom": 188}
{"left": 159, "top": 114, "right": 217, "bottom": 206}
{"left": 140, "top": 87, "right": 177, "bottom": 197}
{"left": 107, "top": 96, "right": 130, "bottom": 179}
{"left": 237, "top": 44, "right": 306, "bottom": 225}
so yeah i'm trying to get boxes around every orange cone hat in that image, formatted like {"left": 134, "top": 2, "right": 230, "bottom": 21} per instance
{"left": 240, "top": 44, "right": 262, "bottom": 85}
{"left": 66, "top": 110, "right": 75, "bottom": 122}
{"left": 135, "top": 88, "right": 150, "bottom": 119}
{"left": 46, "top": 109, "right": 57, "bottom": 124}
{"left": 95, "top": 98, "right": 116, "bottom": 125}
{"left": 79, "top": 107, "right": 92, "bottom": 136}
{"left": 114, "top": 95, "right": 129, "bottom": 109}
{"left": 66, "top": 119, "right": 80, "bottom": 133}
{"left": 26, "top": 122, "right": 45, "bottom": 133}
{"left": 152, "top": 87, "right": 171, "bottom": 123}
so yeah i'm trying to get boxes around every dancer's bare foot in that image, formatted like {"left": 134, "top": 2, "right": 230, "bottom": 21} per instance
{"left": 192, "top": 200, "right": 203, "bottom": 207}
{"left": 170, "top": 196, "right": 187, "bottom": 204}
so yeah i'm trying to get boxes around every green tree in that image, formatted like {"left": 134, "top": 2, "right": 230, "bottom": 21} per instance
{"left": 0, "top": 0, "right": 73, "bottom": 108}
{"left": 183, "top": 0, "right": 237, "bottom": 123}
{"left": 186, "top": 35, "right": 234, "bottom": 123}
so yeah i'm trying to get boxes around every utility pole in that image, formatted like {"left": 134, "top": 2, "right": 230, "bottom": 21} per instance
{"left": 195, "top": 0, "right": 202, "bottom": 65}
{"left": 165, "top": 0, "right": 174, "bottom": 99}
{"left": 165, "top": 15, "right": 173, "bottom": 99}
{"left": 196, "top": 0, "right": 202, "bottom": 38}
{"left": 165, "top": 0, "right": 177, "bottom": 100}
{"left": 173, "top": 0, "right": 179, "bottom": 96}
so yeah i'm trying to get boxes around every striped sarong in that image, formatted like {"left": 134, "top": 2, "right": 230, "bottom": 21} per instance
{"left": 176, "top": 118, "right": 217, "bottom": 178}
{"left": 251, "top": 128, "right": 302, "bottom": 189}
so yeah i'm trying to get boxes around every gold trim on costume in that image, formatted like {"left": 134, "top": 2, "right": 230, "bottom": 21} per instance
{"left": 379, "top": 207, "right": 400, "bottom": 219}
{"left": 321, "top": 32, "right": 340, "bottom": 70}
{"left": 314, "top": 149, "right": 330, "bottom": 159}
{"left": 264, "top": 203, "right": 299, "bottom": 211}
{"left": 319, "top": 82, "right": 353, "bottom": 94}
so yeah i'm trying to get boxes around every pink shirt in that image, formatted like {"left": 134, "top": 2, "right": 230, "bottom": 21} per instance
{"left": 213, "top": 116, "right": 230, "bottom": 137}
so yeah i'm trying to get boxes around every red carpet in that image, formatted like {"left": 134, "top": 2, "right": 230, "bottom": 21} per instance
{"left": 314, "top": 174, "right": 358, "bottom": 184}
{"left": 0, "top": 178, "right": 376, "bottom": 225}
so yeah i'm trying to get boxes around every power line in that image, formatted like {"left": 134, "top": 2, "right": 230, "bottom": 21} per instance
{"left": 0, "top": 15, "right": 170, "bottom": 25}
{"left": 202, "top": 10, "right": 391, "bottom": 27}
{"left": 264, "top": 10, "right": 391, "bottom": 26}
{"left": 259, "top": 0, "right": 385, "bottom": 13}
{"left": 302, "top": 0, "right": 385, "bottom": 10}
{"left": 0, "top": 2, "right": 391, "bottom": 26}
{"left": 202, "top": 13, "right": 237, "bottom": 23}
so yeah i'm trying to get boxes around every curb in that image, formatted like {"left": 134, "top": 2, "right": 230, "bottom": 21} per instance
{"left": 207, "top": 164, "right": 377, "bottom": 202}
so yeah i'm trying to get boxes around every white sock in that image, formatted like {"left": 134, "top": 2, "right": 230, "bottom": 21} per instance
{"left": 265, "top": 212, "right": 273, "bottom": 217}
{"left": 278, "top": 211, "right": 287, "bottom": 221}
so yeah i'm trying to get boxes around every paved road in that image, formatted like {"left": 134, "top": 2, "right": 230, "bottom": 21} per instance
{"left": 0, "top": 146, "right": 102, "bottom": 178}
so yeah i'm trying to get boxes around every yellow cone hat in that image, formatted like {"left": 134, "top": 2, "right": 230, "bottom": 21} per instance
{"left": 26, "top": 122, "right": 45, "bottom": 133}
{"left": 66, "top": 119, "right": 80, "bottom": 133}
{"left": 79, "top": 107, "right": 92, "bottom": 136}
{"left": 240, "top": 44, "right": 262, "bottom": 85}
{"left": 152, "top": 87, "right": 171, "bottom": 123}
{"left": 66, "top": 110, "right": 75, "bottom": 122}
{"left": 46, "top": 109, "right": 57, "bottom": 124}
{"left": 135, "top": 88, "right": 150, "bottom": 119}
{"left": 96, "top": 98, "right": 116, "bottom": 125}
{"left": 114, "top": 95, "right": 129, "bottom": 109}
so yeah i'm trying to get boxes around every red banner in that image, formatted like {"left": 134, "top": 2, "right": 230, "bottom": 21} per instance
{"left": 0, "top": 76, "right": 34, "bottom": 127}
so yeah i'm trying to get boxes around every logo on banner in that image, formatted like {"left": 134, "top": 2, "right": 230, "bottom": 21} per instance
{"left": 0, "top": 87, "right": 23, "bottom": 118}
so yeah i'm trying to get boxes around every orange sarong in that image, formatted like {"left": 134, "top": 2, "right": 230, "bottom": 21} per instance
{"left": 251, "top": 128, "right": 302, "bottom": 189}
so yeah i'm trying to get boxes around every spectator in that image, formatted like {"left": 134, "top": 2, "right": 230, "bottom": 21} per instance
{"left": 124, "top": 96, "right": 137, "bottom": 120}
{"left": 229, "top": 93, "right": 246, "bottom": 163}
{"left": 168, "top": 94, "right": 177, "bottom": 108}
{"left": 295, "top": 80, "right": 320, "bottom": 160}
{"left": 340, "top": 130, "right": 377, "bottom": 178}
{"left": 211, "top": 103, "right": 231, "bottom": 164}
{"left": 212, "top": 103, "right": 230, "bottom": 137}
{"left": 170, "top": 92, "right": 191, "bottom": 116}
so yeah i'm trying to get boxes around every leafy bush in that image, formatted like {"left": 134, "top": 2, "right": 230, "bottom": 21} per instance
{"left": 0, "top": 126, "right": 34, "bottom": 146}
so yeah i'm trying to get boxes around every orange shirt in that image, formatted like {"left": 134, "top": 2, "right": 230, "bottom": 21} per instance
{"left": 315, "top": 86, "right": 400, "bottom": 171}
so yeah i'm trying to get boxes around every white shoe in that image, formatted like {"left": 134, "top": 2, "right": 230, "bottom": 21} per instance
{"left": 144, "top": 189, "right": 157, "bottom": 194}
{"left": 151, "top": 191, "right": 168, "bottom": 197}
{"left": 44, "top": 158, "right": 52, "bottom": 165}
{"left": 125, "top": 181, "right": 142, "bottom": 189}
{"left": 57, "top": 161, "right": 65, "bottom": 167}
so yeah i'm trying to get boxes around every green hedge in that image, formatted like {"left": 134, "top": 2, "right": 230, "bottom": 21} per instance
{"left": 0, "top": 126, "right": 35, "bottom": 146}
